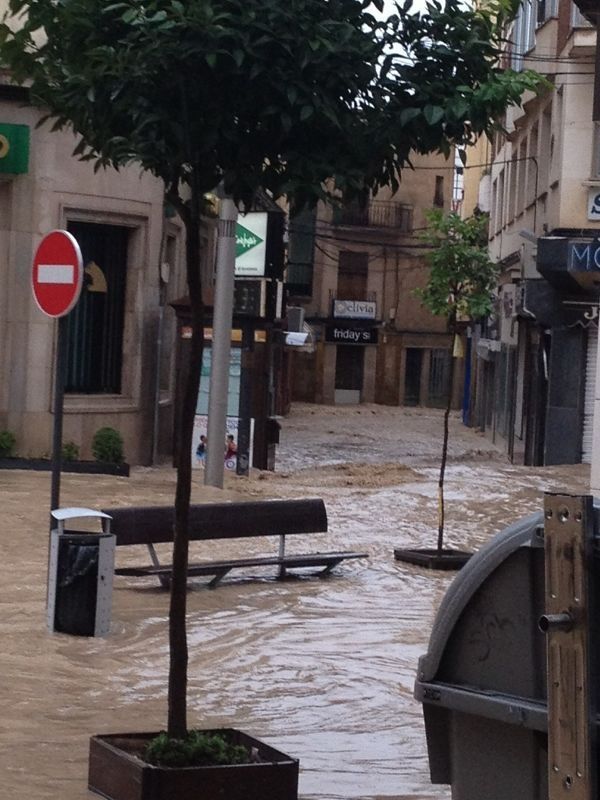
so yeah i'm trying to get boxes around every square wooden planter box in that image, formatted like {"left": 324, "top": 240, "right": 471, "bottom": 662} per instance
{"left": 394, "top": 547, "right": 472, "bottom": 571}
{"left": 89, "top": 730, "right": 299, "bottom": 800}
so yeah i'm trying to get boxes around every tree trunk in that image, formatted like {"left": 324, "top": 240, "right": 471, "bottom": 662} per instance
{"left": 168, "top": 198, "right": 204, "bottom": 739}
{"left": 437, "top": 346, "right": 456, "bottom": 556}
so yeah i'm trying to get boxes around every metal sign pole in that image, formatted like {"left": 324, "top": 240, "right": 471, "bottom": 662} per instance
{"left": 50, "top": 315, "right": 68, "bottom": 513}
{"left": 205, "top": 197, "right": 238, "bottom": 488}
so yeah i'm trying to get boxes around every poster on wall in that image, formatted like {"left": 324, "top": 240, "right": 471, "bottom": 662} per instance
{"left": 191, "top": 415, "right": 254, "bottom": 471}
{"left": 196, "top": 347, "right": 241, "bottom": 417}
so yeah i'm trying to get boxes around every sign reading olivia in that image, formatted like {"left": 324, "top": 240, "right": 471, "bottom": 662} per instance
{"left": 32, "top": 230, "right": 83, "bottom": 318}
{"left": 332, "top": 299, "right": 376, "bottom": 319}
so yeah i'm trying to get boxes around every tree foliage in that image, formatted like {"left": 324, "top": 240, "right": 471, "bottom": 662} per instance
{"left": 417, "top": 210, "right": 498, "bottom": 325}
{"left": 1, "top": 0, "right": 541, "bottom": 210}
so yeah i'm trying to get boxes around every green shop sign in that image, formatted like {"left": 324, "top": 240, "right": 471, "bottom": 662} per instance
{"left": 0, "top": 123, "right": 30, "bottom": 174}
{"left": 235, "top": 212, "right": 267, "bottom": 277}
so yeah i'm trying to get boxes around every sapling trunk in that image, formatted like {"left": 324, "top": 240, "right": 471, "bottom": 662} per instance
{"left": 437, "top": 346, "right": 456, "bottom": 556}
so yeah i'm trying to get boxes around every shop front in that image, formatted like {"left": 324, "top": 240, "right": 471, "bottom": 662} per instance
{"left": 325, "top": 322, "right": 379, "bottom": 404}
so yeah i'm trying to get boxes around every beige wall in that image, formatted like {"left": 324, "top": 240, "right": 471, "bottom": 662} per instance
{"left": 0, "top": 97, "right": 184, "bottom": 464}
{"left": 489, "top": 18, "right": 599, "bottom": 267}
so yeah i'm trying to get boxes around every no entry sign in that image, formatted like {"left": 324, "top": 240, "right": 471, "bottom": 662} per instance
{"left": 32, "top": 230, "right": 83, "bottom": 318}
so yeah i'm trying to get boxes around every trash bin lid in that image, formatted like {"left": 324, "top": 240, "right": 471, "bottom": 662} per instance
{"left": 51, "top": 507, "right": 113, "bottom": 522}
{"left": 418, "top": 510, "right": 543, "bottom": 683}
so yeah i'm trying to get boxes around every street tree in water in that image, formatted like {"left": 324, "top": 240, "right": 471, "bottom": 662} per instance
{"left": 0, "top": 0, "right": 541, "bottom": 739}
{"left": 417, "top": 210, "right": 499, "bottom": 556}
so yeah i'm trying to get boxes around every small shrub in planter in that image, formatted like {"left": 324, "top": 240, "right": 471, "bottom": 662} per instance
{"left": 92, "top": 428, "right": 124, "bottom": 465}
{"left": 0, "top": 430, "right": 16, "bottom": 458}
{"left": 61, "top": 441, "right": 80, "bottom": 462}
{"left": 145, "top": 730, "right": 251, "bottom": 768}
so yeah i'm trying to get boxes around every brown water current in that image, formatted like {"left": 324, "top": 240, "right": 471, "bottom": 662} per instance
{"left": 0, "top": 403, "right": 590, "bottom": 799}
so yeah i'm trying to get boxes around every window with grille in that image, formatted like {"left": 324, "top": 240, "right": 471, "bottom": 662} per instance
{"left": 571, "top": 2, "right": 592, "bottom": 27}
{"left": 65, "top": 221, "right": 129, "bottom": 394}
{"left": 511, "top": 1, "right": 537, "bottom": 71}
{"left": 537, "top": 0, "right": 558, "bottom": 25}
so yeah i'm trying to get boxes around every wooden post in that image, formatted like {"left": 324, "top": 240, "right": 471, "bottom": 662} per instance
{"left": 543, "top": 493, "right": 595, "bottom": 800}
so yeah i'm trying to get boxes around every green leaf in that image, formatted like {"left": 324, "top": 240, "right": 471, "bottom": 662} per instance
{"left": 423, "top": 105, "right": 445, "bottom": 126}
{"left": 400, "top": 107, "right": 421, "bottom": 126}
{"left": 121, "top": 8, "right": 138, "bottom": 24}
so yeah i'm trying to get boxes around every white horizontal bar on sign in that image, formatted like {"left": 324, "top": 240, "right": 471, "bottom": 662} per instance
{"left": 38, "top": 264, "right": 74, "bottom": 284}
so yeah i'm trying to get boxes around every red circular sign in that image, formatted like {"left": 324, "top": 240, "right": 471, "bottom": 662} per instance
{"left": 32, "top": 230, "right": 83, "bottom": 318}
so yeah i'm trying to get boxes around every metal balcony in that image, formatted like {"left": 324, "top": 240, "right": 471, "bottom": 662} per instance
{"left": 572, "top": 1, "right": 595, "bottom": 23}
{"left": 332, "top": 201, "right": 413, "bottom": 232}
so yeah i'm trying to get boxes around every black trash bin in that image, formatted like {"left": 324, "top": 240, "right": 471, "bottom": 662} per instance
{"left": 414, "top": 510, "right": 550, "bottom": 799}
{"left": 47, "top": 508, "right": 115, "bottom": 637}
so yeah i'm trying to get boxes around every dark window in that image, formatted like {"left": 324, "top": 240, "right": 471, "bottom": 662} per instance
{"left": 434, "top": 175, "right": 444, "bottom": 207}
{"left": 337, "top": 250, "right": 368, "bottom": 301}
{"left": 65, "top": 221, "right": 129, "bottom": 393}
{"left": 286, "top": 207, "right": 315, "bottom": 296}
{"left": 537, "top": 0, "right": 546, "bottom": 23}
{"left": 404, "top": 348, "right": 423, "bottom": 406}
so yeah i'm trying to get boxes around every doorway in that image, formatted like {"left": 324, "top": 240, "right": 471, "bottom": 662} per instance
{"left": 335, "top": 345, "right": 364, "bottom": 404}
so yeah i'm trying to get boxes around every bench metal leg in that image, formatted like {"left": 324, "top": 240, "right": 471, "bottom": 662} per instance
{"left": 207, "top": 568, "right": 232, "bottom": 589}
{"left": 147, "top": 543, "right": 171, "bottom": 589}
{"left": 277, "top": 534, "right": 287, "bottom": 579}
{"left": 319, "top": 560, "right": 342, "bottom": 576}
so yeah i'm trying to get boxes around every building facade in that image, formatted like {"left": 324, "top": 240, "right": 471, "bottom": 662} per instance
{"left": 465, "top": 0, "right": 599, "bottom": 465}
{"left": 0, "top": 73, "right": 198, "bottom": 464}
{"left": 286, "top": 152, "right": 464, "bottom": 410}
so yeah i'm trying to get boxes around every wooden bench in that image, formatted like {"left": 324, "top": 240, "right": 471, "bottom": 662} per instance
{"left": 101, "top": 498, "right": 368, "bottom": 589}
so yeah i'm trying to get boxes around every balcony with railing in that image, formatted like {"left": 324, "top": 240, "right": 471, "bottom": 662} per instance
{"left": 332, "top": 200, "right": 413, "bottom": 232}
{"left": 572, "top": 1, "right": 594, "bottom": 23}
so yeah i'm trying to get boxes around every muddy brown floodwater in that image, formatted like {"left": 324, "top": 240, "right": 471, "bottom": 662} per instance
{"left": 0, "top": 403, "right": 590, "bottom": 800}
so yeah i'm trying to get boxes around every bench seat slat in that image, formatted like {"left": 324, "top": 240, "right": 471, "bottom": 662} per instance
{"left": 103, "top": 499, "right": 327, "bottom": 546}
{"left": 115, "top": 551, "right": 368, "bottom": 579}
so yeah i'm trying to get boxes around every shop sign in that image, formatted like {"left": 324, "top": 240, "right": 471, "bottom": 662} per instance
{"left": 0, "top": 123, "right": 29, "bottom": 174}
{"left": 235, "top": 212, "right": 267, "bottom": 277}
{"left": 332, "top": 299, "right": 376, "bottom": 319}
{"left": 588, "top": 188, "right": 600, "bottom": 221}
{"left": 568, "top": 241, "right": 600, "bottom": 271}
{"left": 325, "top": 324, "right": 378, "bottom": 345}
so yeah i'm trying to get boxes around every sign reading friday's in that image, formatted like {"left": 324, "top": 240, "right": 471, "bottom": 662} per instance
{"left": 325, "top": 324, "right": 378, "bottom": 345}
{"left": 235, "top": 212, "right": 267, "bottom": 277}
{"left": 0, "top": 123, "right": 30, "bottom": 174}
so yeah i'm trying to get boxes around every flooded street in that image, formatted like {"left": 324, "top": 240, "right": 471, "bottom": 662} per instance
{"left": 0, "top": 403, "right": 590, "bottom": 799}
